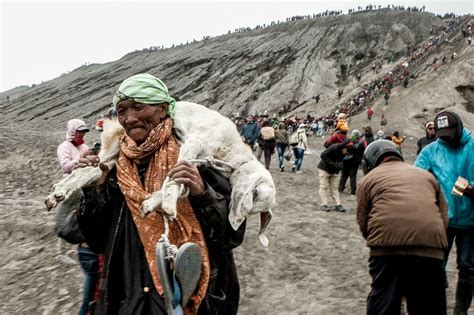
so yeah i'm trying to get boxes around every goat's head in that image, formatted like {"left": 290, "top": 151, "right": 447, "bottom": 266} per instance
{"left": 229, "top": 168, "right": 276, "bottom": 231}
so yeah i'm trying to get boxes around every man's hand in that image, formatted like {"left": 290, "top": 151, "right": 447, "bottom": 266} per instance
{"left": 464, "top": 185, "right": 474, "bottom": 201}
{"left": 168, "top": 161, "right": 205, "bottom": 197}
{"left": 96, "top": 163, "right": 110, "bottom": 185}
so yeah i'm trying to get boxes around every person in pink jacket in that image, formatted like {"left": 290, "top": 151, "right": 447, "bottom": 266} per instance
{"left": 57, "top": 119, "right": 93, "bottom": 174}
{"left": 57, "top": 118, "right": 100, "bottom": 315}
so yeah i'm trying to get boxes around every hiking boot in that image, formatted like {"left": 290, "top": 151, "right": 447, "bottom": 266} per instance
{"left": 291, "top": 166, "right": 296, "bottom": 172}
{"left": 280, "top": 165, "right": 285, "bottom": 172}
{"left": 296, "top": 171, "right": 302, "bottom": 174}
{"left": 320, "top": 205, "right": 330, "bottom": 212}
{"left": 334, "top": 204, "right": 346, "bottom": 212}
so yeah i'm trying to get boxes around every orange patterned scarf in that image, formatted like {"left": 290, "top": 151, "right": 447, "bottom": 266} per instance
{"left": 115, "top": 117, "right": 209, "bottom": 314}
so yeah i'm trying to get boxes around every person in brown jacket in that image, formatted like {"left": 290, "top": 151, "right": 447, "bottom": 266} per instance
{"left": 357, "top": 140, "right": 448, "bottom": 315}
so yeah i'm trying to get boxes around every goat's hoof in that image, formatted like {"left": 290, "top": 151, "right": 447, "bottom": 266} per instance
{"left": 140, "top": 201, "right": 154, "bottom": 218}
{"left": 53, "top": 192, "right": 65, "bottom": 202}
{"left": 259, "top": 233, "right": 269, "bottom": 247}
{"left": 45, "top": 197, "right": 57, "bottom": 211}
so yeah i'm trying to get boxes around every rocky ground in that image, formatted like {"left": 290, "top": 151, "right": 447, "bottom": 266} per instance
{"left": 0, "top": 124, "right": 471, "bottom": 314}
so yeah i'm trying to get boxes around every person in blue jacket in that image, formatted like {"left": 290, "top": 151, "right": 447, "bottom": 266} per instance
{"left": 239, "top": 115, "right": 260, "bottom": 149}
{"left": 415, "top": 110, "right": 474, "bottom": 314}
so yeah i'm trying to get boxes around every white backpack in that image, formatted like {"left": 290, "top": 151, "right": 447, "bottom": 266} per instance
{"left": 289, "top": 132, "right": 300, "bottom": 146}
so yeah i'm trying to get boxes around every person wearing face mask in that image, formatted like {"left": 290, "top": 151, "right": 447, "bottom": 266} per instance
{"left": 415, "top": 111, "right": 474, "bottom": 315}
{"left": 57, "top": 119, "right": 101, "bottom": 315}
{"left": 416, "top": 121, "right": 436, "bottom": 155}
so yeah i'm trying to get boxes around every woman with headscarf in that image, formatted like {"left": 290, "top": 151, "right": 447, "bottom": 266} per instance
{"left": 77, "top": 74, "right": 245, "bottom": 315}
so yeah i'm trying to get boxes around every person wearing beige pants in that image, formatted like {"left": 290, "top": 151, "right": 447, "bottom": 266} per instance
{"left": 319, "top": 169, "right": 341, "bottom": 207}
{"left": 317, "top": 140, "right": 353, "bottom": 212}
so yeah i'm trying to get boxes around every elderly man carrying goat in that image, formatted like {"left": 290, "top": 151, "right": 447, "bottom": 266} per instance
{"left": 77, "top": 74, "right": 246, "bottom": 315}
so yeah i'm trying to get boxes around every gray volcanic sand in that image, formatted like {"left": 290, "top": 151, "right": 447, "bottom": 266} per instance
{"left": 0, "top": 126, "right": 469, "bottom": 314}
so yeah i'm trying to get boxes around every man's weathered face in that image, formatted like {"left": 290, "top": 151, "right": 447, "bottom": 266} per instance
{"left": 116, "top": 100, "right": 167, "bottom": 145}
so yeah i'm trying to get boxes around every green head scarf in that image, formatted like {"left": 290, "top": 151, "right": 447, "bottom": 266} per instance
{"left": 112, "top": 73, "right": 176, "bottom": 118}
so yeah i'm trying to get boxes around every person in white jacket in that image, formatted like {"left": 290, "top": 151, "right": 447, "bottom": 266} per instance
{"left": 291, "top": 124, "right": 308, "bottom": 173}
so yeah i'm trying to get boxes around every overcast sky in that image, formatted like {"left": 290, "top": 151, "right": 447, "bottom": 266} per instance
{"left": 1, "top": 0, "right": 472, "bottom": 92}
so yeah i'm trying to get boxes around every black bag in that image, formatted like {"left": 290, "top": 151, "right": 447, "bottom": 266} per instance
{"left": 54, "top": 190, "right": 85, "bottom": 244}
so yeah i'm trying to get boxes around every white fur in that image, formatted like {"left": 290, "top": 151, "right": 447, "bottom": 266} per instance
{"left": 46, "top": 102, "right": 276, "bottom": 246}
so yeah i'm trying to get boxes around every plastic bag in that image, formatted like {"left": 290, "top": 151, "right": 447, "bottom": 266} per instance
{"left": 284, "top": 148, "right": 292, "bottom": 161}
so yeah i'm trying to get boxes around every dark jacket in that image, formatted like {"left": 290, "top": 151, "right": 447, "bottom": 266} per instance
{"left": 317, "top": 142, "right": 347, "bottom": 174}
{"left": 342, "top": 141, "right": 366, "bottom": 167}
{"left": 416, "top": 135, "right": 436, "bottom": 155}
{"left": 77, "top": 166, "right": 245, "bottom": 315}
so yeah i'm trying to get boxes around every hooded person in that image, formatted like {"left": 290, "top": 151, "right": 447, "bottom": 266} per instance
{"left": 415, "top": 111, "right": 474, "bottom": 314}
{"left": 57, "top": 119, "right": 93, "bottom": 174}
{"left": 77, "top": 73, "right": 246, "bottom": 314}
{"left": 416, "top": 121, "right": 436, "bottom": 155}
{"left": 56, "top": 119, "right": 101, "bottom": 315}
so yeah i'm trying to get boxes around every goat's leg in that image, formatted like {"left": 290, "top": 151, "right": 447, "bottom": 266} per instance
{"left": 258, "top": 210, "right": 273, "bottom": 247}
{"left": 153, "top": 138, "right": 204, "bottom": 218}
{"left": 140, "top": 191, "right": 162, "bottom": 218}
{"left": 45, "top": 160, "right": 115, "bottom": 211}
{"left": 160, "top": 181, "right": 180, "bottom": 219}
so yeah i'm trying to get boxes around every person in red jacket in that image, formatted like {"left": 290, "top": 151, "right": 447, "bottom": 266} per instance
{"left": 366, "top": 107, "right": 374, "bottom": 121}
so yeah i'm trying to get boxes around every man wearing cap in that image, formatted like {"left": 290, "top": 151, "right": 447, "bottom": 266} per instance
{"left": 416, "top": 121, "right": 436, "bottom": 155}
{"left": 415, "top": 110, "right": 474, "bottom": 314}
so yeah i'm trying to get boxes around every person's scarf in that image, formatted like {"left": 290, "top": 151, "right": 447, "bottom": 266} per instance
{"left": 115, "top": 117, "right": 209, "bottom": 314}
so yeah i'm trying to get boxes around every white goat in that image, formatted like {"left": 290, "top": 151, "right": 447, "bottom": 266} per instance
{"left": 46, "top": 101, "right": 275, "bottom": 246}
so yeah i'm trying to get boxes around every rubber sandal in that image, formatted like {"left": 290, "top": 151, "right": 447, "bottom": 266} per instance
{"left": 174, "top": 242, "right": 202, "bottom": 308}
{"left": 156, "top": 241, "right": 175, "bottom": 315}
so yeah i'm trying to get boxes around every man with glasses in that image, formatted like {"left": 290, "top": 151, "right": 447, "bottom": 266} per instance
{"left": 416, "top": 121, "right": 436, "bottom": 155}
